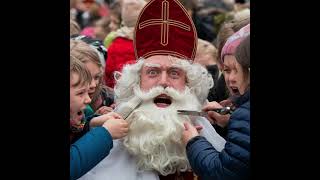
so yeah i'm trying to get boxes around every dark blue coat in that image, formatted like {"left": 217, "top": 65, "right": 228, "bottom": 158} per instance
{"left": 186, "top": 91, "right": 250, "bottom": 180}
{"left": 70, "top": 127, "right": 113, "bottom": 180}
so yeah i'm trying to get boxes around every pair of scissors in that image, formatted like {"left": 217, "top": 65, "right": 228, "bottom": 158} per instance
{"left": 177, "top": 106, "right": 233, "bottom": 117}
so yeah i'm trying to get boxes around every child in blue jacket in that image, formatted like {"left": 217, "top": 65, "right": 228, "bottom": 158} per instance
{"left": 182, "top": 26, "right": 250, "bottom": 180}
{"left": 70, "top": 56, "right": 129, "bottom": 180}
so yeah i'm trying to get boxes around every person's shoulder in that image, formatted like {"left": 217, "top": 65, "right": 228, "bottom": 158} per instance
{"left": 233, "top": 93, "right": 250, "bottom": 115}
{"left": 228, "top": 104, "right": 250, "bottom": 137}
{"left": 104, "top": 31, "right": 117, "bottom": 48}
{"left": 240, "top": 100, "right": 250, "bottom": 111}
{"left": 114, "top": 36, "right": 134, "bottom": 44}
{"left": 230, "top": 104, "right": 250, "bottom": 124}
{"left": 228, "top": 95, "right": 250, "bottom": 132}
{"left": 108, "top": 37, "right": 134, "bottom": 50}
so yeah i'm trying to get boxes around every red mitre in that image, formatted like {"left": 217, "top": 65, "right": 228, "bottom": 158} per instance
{"left": 134, "top": 0, "right": 197, "bottom": 61}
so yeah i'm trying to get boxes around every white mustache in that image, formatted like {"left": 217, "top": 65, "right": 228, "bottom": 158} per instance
{"left": 133, "top": 85, "right": 191, "bottom": 102}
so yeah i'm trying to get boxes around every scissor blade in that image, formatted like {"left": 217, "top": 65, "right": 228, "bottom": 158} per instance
{"left": 177, "top": 110, "right": 207, "bottom": 116}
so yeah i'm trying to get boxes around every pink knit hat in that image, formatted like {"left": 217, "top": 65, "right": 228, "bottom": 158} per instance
{"left": 221, "top": 23, "right": 250, "bottom": 62}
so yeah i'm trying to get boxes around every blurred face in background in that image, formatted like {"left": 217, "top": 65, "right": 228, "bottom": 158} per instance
{"left": 82, "top": 0, "right": 94, "bottom": 10}
{"left": 109, "top": 14, "right": 120, "bottom": 32}
{"left": 94, "top": 19, "right": 110, "bottom": 41}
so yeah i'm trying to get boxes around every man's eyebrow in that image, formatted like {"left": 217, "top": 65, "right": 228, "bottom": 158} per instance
{"left": 144, "top": 63, "right": 160, "bottom": 68}
{"left": 170, "top": 64, "right": 184, "bottom": 70}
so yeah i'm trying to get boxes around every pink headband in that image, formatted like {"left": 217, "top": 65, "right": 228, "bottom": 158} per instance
{"left": 221, "top": 23, "right": 250, "bottom": 62}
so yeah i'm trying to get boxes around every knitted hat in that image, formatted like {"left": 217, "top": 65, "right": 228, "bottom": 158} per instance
{"left": 221, "top": 23, "right": 250, "bottom": 62}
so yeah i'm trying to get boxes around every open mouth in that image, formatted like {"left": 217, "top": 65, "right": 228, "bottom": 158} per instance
{"left": 77, "top": 111, "right": 83, "bottom": 116}
{"left": 74, "top": 111, "right": 84, "bottom": 125}
{"left": 153, "top": 94, "right": 172, "bottom": 108}
{"left": 230, "top": 87, "right": 240, "bottom": 96}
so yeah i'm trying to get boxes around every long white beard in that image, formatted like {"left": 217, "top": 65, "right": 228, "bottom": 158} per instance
{"left": 123, "top": 86, "right": 202, "bottom": 176}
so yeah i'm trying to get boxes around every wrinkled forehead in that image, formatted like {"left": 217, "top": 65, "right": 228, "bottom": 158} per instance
{"left": 142, "top": 55, "right": 188, "bottom": 70}
{"left": 143, "top": 62, "right": 183, "bottom": 70}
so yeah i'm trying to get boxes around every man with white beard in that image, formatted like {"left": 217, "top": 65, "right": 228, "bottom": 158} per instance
{"left": 115, "top": 56, "right": 227, "bottom": 179}
{"left": 78, "top": 0, "right": 226, "bottom": 180}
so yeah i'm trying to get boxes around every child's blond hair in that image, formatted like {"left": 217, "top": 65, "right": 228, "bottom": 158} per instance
{"left": 70, "top": 39, "right": 101, "bottom": 67}
{"left": 70, "top": 55, "right": 92, "bottom": 87}
{"left": 70, "top": 19, "right": 81, "bottom": 36}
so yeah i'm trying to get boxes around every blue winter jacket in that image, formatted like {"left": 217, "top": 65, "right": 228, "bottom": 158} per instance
{"left": 186, "top": 91, "right": 250, "bottom": 180}
{"left": 70, "top": 127, "right": 113, "bottom": 180}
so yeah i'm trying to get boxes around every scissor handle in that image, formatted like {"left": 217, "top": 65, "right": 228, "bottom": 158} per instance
{"left": 210, "top": 107, "right": 232, "bottom": 115}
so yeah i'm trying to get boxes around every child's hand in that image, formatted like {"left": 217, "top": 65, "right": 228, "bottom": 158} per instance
{"left": 90, "top": 112, "right": 122, "bottom": 127}
{"left": 219, "top": 99, "right": 233, "bottom": 107}
{"left": 102, "top": 116, "right": 128, "bottom": 139}
{"left": 203, "top": 101, "right": 230, "bottom": 127}
{"left": 182, "top": 121, "right": 202, "bottom": 146}
{"left": 110, "top": 103, "right": 116, "bottom": 109}
{"left": 96, "top": 106, "right": 113, "bottom": 115}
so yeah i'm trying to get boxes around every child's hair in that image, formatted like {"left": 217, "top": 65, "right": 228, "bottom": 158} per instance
{"left": 70, "top": 35, "right": 107, "bottom": 67}
{"left": 70, "top": 55, "right": 92, "bottom": 87}
{"left": 70, "top": 19, "right": 81, "bottom": 36}
{"left": 235, "top": 34, "right": 250, "bottom": 90}
{"left": 70, "top": 39, "right": 102, "bottom": 67}
{"left": 235, "top": 35, "right": 250, "bottom": 71}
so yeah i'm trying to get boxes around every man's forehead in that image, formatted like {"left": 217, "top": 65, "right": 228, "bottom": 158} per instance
{"left": 144, "top": 62, "right": 181, "bottom": 69}
{"left": 143, "top": 55, "right": 185, "bottom": 68}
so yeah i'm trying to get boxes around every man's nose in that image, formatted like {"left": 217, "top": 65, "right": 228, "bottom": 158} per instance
{"left": 158, "top": 71, "right": 169, "bottom": 88}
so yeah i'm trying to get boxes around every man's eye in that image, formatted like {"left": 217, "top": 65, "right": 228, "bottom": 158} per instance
{"left": 169, "top": 71, "right": 179, "bottom": 78}
{"left": 147, "top": 70, "right": 159, "bottom": 76}
{"left": 223, "top": 69, "right": 230, "bottom": 73}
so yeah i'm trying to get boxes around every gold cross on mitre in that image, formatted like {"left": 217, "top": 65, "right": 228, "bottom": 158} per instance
{"left": 138, "top": 0, "right": 191, "bottom": 46}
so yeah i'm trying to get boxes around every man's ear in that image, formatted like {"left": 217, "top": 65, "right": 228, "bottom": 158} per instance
{"left": 114, "top": 71, "right": 122, "bottom": 81}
